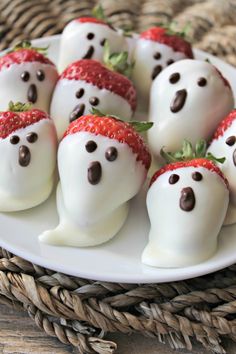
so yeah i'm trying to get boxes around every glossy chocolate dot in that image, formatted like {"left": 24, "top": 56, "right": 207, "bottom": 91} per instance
{"left": 167, "top": 59, "right": 174, "bottom": 65}
{"left": 85, "top": 140, "right": 97, "bottom": 153}
{"left": 192, "top": 171, "right": 203, "bottom": 181}
{"left": 151, "top": 65, "right": 162, "bottom": 80}
{"left": 197, "top": 77, "right": 207, "bottom": 87}
{"left": 76, "top": 88, "right": 85, "bottom": 99}
{"left": 169, "top": 72, "right": 180, "bottom": 84}
{"left": 36, "top": 69, "right": 45, "bottom": 81}
{"left": 105, "top": 147, "right": 118, "bottom": 162}
{"left": 21, "top": 71, "right": 30, "bottom": 82}
{"left": 26, "top": 132, "right": 38, "bottom": 143}
{"left": 100, "top": 38, "right": 106, "bottom": 46}
{"left": 87, "top": 32, "right": 94, "bottom": 40}
{"left": 10, "top": 135, "right": 20, "bottom": 144}
{"left": 153, "top": 52, "right": 161, "bottom": 60}
{"left": 89, "top": 96, "right": 99, "bottom": 106}
{"left": 169, "top": 174, "right": 179, "bottom": 184}
{"left": 226, "top": 135, "right": 236, "bottom": 146}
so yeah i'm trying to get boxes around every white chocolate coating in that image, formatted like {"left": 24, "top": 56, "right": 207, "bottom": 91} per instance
{"left": 50, "top": 80, "right": 133, "bottom": 140}
{"left": 0, "top": 119, "right": 57, "bottom": 211}
{"left": 132, "top": 38, "right": 187, "bottom": 107}
{"left": 39, "top": 132, "right": 147, "bottom": 247}
{"left": 0, "top": 63, "right": 58, "bottom": 112}
{"left": 207, "top": 120, "right": 236, "bottom": 225}
{"left": 147, "top": 59, "right": 234, "bottom": 163}
{"left": 142, "top": 166, "right": 229, "bottom": 268}
{"left": 58, "top": 21, "right": 128, "bottom": 72}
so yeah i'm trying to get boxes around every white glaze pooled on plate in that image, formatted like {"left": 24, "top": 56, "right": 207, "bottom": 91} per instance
{"left": 147, "top": 59, "right": 234, "bottom": 163}
{"left": 142, "top": 163, "right": 229, "bottom": 268}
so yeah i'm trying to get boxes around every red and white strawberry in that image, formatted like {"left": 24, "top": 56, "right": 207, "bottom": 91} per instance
{"left": 58, "top": 16, "right": 128, "bottom": 72}
{"left": 0, "top": 41, "right": 58, "bottom": 112}
{"left": 207, "top": 110, "right": 236, "bottom": 225}
{"left": 50, "top": 59, "right": 137, "bottom": 139}
{"left": 142, "top": 158, "right": 229, "bottom": 268}
{"left": 0, "top": 102, "right": 57, "bottom": 211}
{"left": 132, "top": 26, "right": 194, "bottom": 106}
{"left": 39, "top": 113, "right": 151, "bottom": 247}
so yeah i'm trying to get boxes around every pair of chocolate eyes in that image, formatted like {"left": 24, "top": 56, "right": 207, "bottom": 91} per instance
{"left": 169, "top": 72, "right": 207, "bottom": 86}
{"left": 169, "top": 171, "right": 203, "bottom": 184}
{"left": 21, "top": 70, "right": 45, "bottom": 82}
{"left": 75, "top": 88, "right": 99, "bottom": 106}
{"left": 87, "top": 33, "right": 106, "bottom": 46}
{"left": 10, "top": 132, "right": 38, "bottom": 145}
{"left": 226, "top": 136, "right": 236, "bottom": 146}
{"left": 153, "top": 52, "right": 174, "bottom": 66}
{"left": 85, "top": 140, "right": 118, "bottom": 161}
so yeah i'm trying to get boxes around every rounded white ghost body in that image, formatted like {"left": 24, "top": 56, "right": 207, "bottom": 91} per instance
{"left": 0, "top": 62, "right": 58, "bottom": 112}
{"left": 50, "top": 80, "right": 133, "bottom": 140}
{"left": 58, "top": 21, "right": 128, "bottom": 72}
{"left": 142, "top": 164, "right": 229, "bottom": 268}
{"left": 132, "top": 39, "right": 187, "bottom": 108}
{"left": 39, "top": 131, "right": 148, "bottom": 247}
{"left": 147, "top": 59, "right": 234, "bottom": 163}
{"left": 207, "top": 118, "right": 236, "bottom": 225}
{"left": 0, "top": 119, "right": 57, "bottom": 211}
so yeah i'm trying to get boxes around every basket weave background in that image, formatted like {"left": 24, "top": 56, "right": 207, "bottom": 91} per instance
{"left": 1, "top": 0, "right": 236, "bottom": 353}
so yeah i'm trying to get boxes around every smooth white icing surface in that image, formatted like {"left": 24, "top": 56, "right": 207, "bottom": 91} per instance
{"left": 132, "top": 38, "right": 187, "bottom": 107}
{"left": 148, "top": 59, "right": 234, "bottom": 163}
{"left": 58, "top": 21, "right": 128, "bottom": 72}
{"left": 50, "top": 80, "right": 133, "bottom": 140}
{"left": 142, "top": 166, "right": 229, "bottom": 268}
{"left": 39, "top": 132, "right": 147, "bottom": 247}
{"left": 207, "top": 119, "right": 236, "bottom": 225}
{"left": 0, "top": 119, "right": 57, "bottom": 211}
{"left": 0, "top": 63, "right": 58, "bottom": 112}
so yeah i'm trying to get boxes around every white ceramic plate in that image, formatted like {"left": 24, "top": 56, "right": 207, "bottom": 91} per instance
{"left": 0, "top": 35, "right": 236, "bottom": 284}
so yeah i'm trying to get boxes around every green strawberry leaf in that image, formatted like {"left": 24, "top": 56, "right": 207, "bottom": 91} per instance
{"left": 9, "top": 40, "right": 49, "bottom": 55}
{"left": 158, "top": 21, "right": 191, "bottom": 41}
{"left": 129, "top": 121, "right": 153, "bottom": 133}
{"left": 90, "top": 107, "right": 106, "bottom": 116}
{"left": 206, "top": 152, "right": 226, "bottom": 164}
{"left": 92, "top": 4, "right": 107, "bottom": 21}
{"left": 8, "top": 101, "right": 32, "bottom": 112}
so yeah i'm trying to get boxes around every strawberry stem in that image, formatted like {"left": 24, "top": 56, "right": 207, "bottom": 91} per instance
{"left": 92, "top": 4, "right": 107, "bottom": 21}
{"left": 9, "top": 40, "right": 49, "bottom": 55}
{"left": 103, "top": 41, "right": 134, "bottom": 78}
{"left": 8, "top": 101, "right": 32, "bottom": 112}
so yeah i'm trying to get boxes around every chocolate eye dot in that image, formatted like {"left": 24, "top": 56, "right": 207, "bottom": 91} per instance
{"left": 89, "top": 97, "right": 99, "bottom": 106}
{"left": 10, "top": 135, "right": 20, "bottom": 144}
{"left": 21, "top": 71, "right": 30, "bottom": 82}
{"left": 87, "top": 32, "right": 94, "bottom": 40}
{"left": 85, "top": 140, "right": 97, "bottom": 153}
{"left": 226, "top": 136, "right": 236, "bottom": 146}
{"left": 192, "top": 171, "right": 203, "bottom": 181}
{"left": 36, "top": 69, "right": 45, "bottom": 81}
{"left": 169, "top": 174, "right": 179, "bottom": 184}
{"left": 153, "top": 52, "right": 161, "bottom": 60}
{"left": 167, "top": 59, "right": 174, "bottom": 65}
{"left": 100, "top": 38, "right": 106, "bottom": 46}
{"left": 76, "top": 88, "right": 85, "bottom": 99}
{"left": 26, "top": 132, "right": 38, "bottom": 143}
{"left": 105, "top": 147, "right": 118, "bottom": 162}
{"left": 197, "top": 77, "right": 207, "bottom": 87}
{"left": 169, "top": 72, "right": 180, "bottom": 84}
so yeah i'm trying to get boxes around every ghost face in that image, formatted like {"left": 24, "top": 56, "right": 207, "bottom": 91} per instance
{"left": 148, "top": 59, "right": 234, "bottom": 162}
{"left": 0, "top": 120, "right": 57, "bottom": 211}
{"left": 50, "top": 80, "right": 133, "bottom": 139}
{"left": 142, "top": 166, "right": 229, "bottom": 267}
{"left": 132, "top": 39, "right": 186, "bottom": 104}
{"left": 0, "top": 62, "right": 58, "bottom": 112}
{"left": 58, "top": 132, "right": 146, "bottom": 226}
{"left": 58, "top": 22, "right": 128, "bottom": 72}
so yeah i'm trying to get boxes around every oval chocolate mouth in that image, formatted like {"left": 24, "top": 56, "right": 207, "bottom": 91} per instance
{"left": 233, "top": 149, "right": 236, "bottom": 166}
{"left": 82, "top": 45, "right": 94, "bottom": 59}
{"left": 88, "top": 161, "right": 102, "bottom": 185}
{"left": 170, "top": 89, "right": 187, "bottom": 113}
{"left": 19, "top": 145, "right": 31, "bottom": 167}
{"left": 69, "top": 104, "right": 85, "bottom": 122}
{"left": 27, "top": 83, "right": 38, "bottom": 103}
{"left": 179, "top": 187, "right": 195, "bottom": 212}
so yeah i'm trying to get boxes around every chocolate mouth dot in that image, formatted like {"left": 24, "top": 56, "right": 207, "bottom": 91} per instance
{"left": 69, "top": 104, "right": 85, "bottom": 122}
{"left": 19, "top": 145, "right": 31, "bottom": 167}
{"left": 88, "top": 161, "right": 102, "bottom": 185}
{"left": 151, "top": 65, "right": 162, "bottom": 80}
{"left": 82, "top": 45, "right": 94, "bottom": 59}
{"left": 170, "top": 89, "right": 187, "bottom": 113}
{"left": 233, "top": 149, "right": 236, "bottom": 167}
{"left": 27, "top": 83, "right": 37, "bottom": 103}
{"left": 179, "top": 187, "right": 195, "bottom": 212}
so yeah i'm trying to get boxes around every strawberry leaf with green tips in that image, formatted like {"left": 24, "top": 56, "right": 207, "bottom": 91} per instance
{"left": 8, "top": 101, "right": 32, "bottom": 112}
{"left": 90, "top": 107, "right": 106, "bottom": 116}
{"left": 92, "top": 4, "right": 107, "bottom": 21}
{"left": 8, "top": 40, "right": 49, "bottom": 55}
{"left": 158, "top": 21, "right": 191, "bottom": 41}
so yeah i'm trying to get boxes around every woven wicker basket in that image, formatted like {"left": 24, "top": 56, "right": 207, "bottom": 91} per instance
{"left": 1, "top": 1, "right": 236, "bottom": 353}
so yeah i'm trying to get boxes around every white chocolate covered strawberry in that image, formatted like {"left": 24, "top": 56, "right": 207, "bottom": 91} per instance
{"left": 39, "top": 114, "right": 151, "bottom": 247}
{"left": 148, "top": 59, "right": 234, "bottom": 163}
{"left": 50, "top": 59, "right": 137, "bottom": 139}
{"left": 0, "top": 42, "right": 58, "bottom": 112}
{"left": 0, "top": 103, "right": 57, "bottom": 211}
{"left": 142, "top": 158, "right": 229, "bottom": 268}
